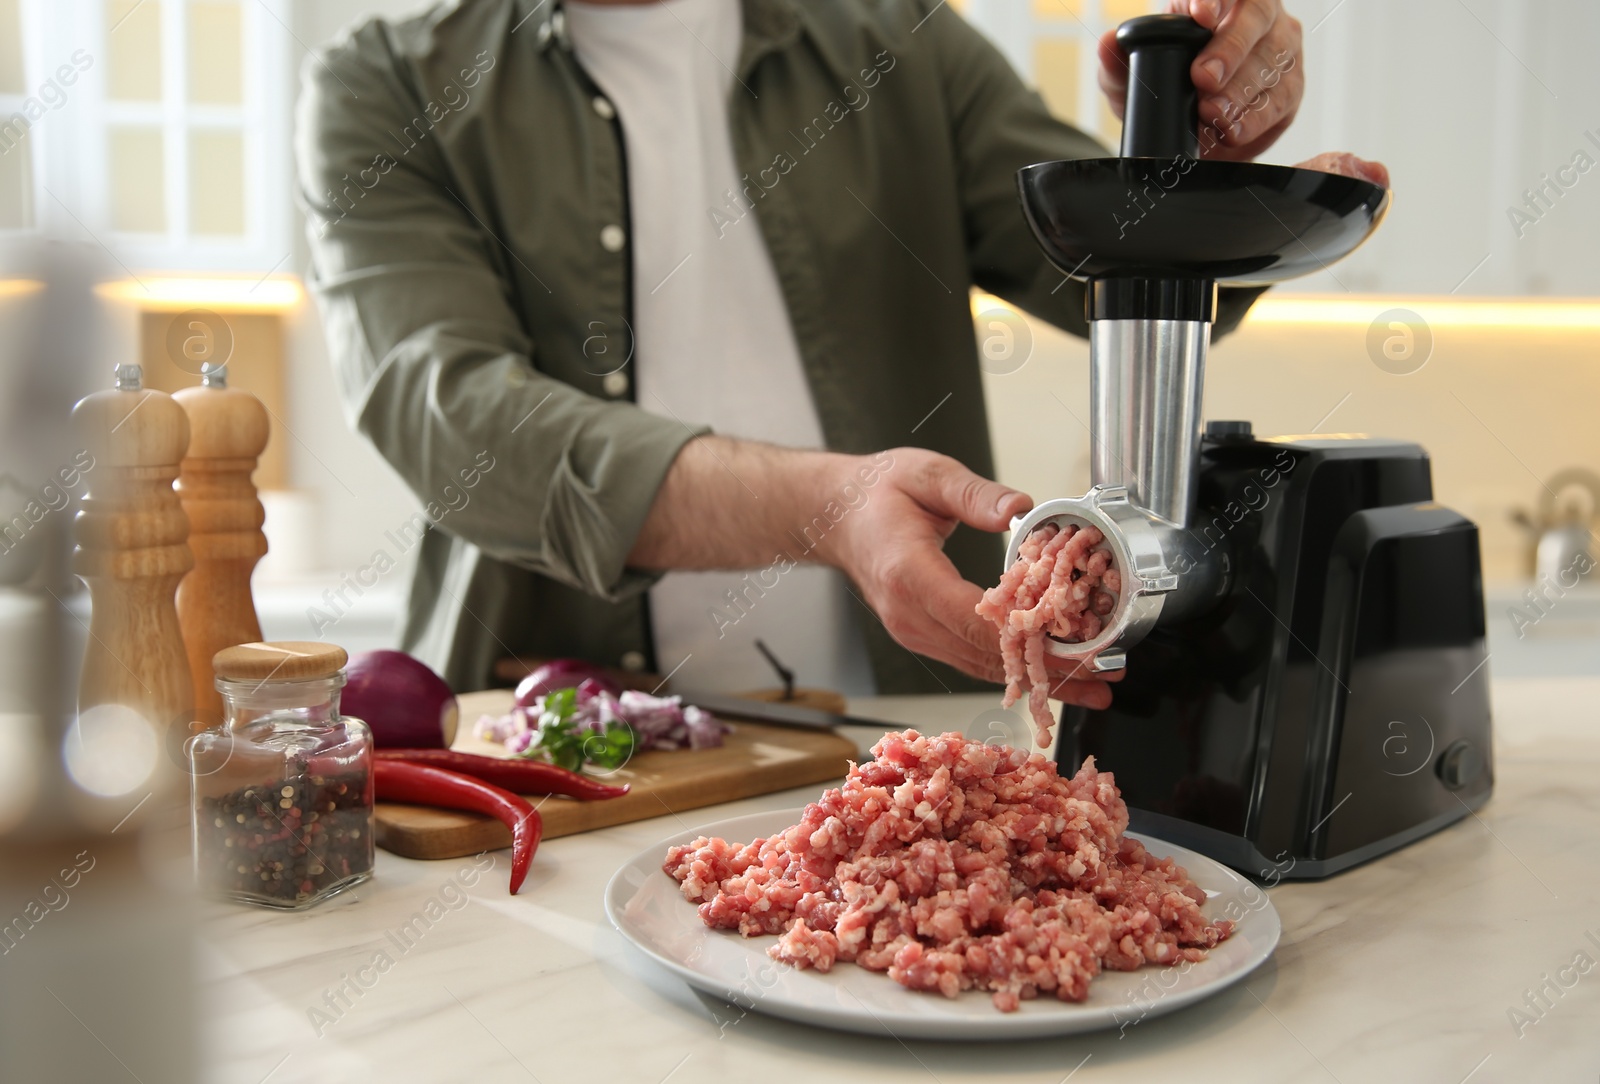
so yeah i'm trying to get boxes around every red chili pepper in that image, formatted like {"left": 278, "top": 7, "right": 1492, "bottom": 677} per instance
{"left": 374, "top": 749, "right": 629, "bottom": 801}
{"left": 373, "top": 761, "right": 541, "bottom": 895}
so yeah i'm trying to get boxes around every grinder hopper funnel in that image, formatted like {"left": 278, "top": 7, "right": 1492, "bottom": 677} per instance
{"left": 1017, "top": 14, "right": 1390, "bottom": 288}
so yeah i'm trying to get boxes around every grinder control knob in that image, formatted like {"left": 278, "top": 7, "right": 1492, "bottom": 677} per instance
{"left": 1437, "top": 740, "right": 1484, "bottom": 791}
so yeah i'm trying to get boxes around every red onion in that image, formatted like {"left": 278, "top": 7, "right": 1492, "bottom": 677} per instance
{"left": 474, "top": 687, "right": 730, "bottom": 757}
{"left": 574, "top": 677, "right": 613, "bottom": 704}
{"left": 514, "top": 659, "right": 621, "bottom": 708}
{"left": 342, "top": 650, "right": 459, "bottom": 749}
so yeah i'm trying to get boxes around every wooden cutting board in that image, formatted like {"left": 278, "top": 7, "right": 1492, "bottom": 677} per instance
{"left": 374, "top": 690, "right": 857, "bottom": 860}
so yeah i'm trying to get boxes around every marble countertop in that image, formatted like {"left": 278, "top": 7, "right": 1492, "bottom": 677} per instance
{"left": 199, "top": 678, "right": 1600, "bottom": 1084}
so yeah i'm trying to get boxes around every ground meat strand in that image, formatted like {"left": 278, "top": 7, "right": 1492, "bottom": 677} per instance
{"left": 974, "top": 524, "right": 1121, "bottom": 747}
{"left": 663, "top": 730, "right": 1231, "bottom": 1013}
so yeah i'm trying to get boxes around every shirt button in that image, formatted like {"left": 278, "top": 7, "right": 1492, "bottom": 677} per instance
{"left": 620, "top": 651, "right": 646, "bottom": 672}
{"left": 602, "top": 371, "right": 630, "bottom": 397}
{"left": 599, "top": 224, "right": 626, "bottom": 252}
{"left": 592, "top": 96, "right": 616, "bottom": 120}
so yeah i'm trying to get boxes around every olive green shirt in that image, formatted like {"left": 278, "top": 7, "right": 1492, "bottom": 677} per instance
{"left": 296, "top": 0, "right": 1260, "bottom": 694}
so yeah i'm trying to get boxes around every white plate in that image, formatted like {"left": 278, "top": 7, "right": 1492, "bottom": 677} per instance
{"left": 605, "top": 808, "right": 1281, "bottom": 1041}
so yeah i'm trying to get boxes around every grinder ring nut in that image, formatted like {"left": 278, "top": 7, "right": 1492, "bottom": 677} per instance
{"left": 1003, "top": 485, "right": 1181, "bottom": 672}
{"left": 1009, "top": 513, "right": 1120, "bottom": 651}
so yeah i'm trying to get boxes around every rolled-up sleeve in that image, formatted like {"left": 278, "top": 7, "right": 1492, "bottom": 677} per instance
{"left": 294, "top": 39, "right": 703, "bottom": 600}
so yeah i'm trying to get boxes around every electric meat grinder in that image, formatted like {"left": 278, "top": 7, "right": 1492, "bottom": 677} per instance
{"left": 1013, "top": 15, "right": 1493, "bottom": 878}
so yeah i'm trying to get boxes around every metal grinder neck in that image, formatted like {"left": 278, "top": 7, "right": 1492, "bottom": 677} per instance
{"left": 1087, "top": 277, "right": 1216, "bottom": 527}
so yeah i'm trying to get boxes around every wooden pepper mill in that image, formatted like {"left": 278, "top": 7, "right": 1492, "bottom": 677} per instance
{"left": 71, "top": 363, "right": 195, "bottom": 738}
{"left": 174, "top": 362, "right": 270, "bottom": 722}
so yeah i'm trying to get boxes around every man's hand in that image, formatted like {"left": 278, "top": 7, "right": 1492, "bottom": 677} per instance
{"left": 629, "top": 437, "right": 1118, "bottom": 707}
{"left": 817, "top": 448, "right": 1119, "bottom": 709}
{"left": 1098, "top": 0, "right": 1305, "bottom": 161}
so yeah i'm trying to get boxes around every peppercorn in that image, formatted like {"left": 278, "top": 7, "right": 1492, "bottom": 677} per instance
{"left": 195, "top": 767, "right": 372, "bottom": 907}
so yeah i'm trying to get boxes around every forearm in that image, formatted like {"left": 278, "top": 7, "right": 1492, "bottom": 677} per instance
{"left": 626, "top": 436, "right": 855, "bottom": 572}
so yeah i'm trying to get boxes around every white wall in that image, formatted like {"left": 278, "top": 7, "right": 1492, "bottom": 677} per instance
{"left": 1263, "top": 0, "right": 1600, "bottom": 298}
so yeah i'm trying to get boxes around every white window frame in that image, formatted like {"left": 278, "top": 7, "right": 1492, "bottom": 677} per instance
{"left": 18, "top": 0, "right": 293, "bottom": 274}
{"left": 0, "top": 0, "right": 55, "bottom": 232}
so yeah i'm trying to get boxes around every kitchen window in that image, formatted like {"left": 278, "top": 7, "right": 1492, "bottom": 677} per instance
{"left": 1, "top": 0, "right": 293, "bottom": 275}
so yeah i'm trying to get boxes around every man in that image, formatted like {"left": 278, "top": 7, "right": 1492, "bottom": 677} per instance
{"left": 296, "top": 0, "right": 1384, "bottom": 702}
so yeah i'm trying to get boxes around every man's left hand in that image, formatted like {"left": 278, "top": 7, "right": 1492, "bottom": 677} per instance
{"left": 1098, "top": 0, "right": 1305, "bottom": 162}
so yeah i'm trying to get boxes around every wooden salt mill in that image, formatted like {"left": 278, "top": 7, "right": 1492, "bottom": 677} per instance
{"left": 72, "top": 363, "right": 195, "bottom": 737}
{"left": 174, "top": 362, "right": 270, "bottom": 722}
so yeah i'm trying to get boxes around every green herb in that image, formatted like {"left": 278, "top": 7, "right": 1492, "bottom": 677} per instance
{"left": 517, "top": 686, "right": 633, "bottom": 774}
{"left": 583, "top": 725, "right": 634, "bottom": 770}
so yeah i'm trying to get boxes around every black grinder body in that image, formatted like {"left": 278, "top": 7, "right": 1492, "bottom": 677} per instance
{"left": 1020, "top": 14, "right": 1493, "bottom": 878}
{"left": 1059, "top": 433, "right": 1495, "bottom": 879}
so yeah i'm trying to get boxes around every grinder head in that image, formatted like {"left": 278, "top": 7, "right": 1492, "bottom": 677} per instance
{"left": 1004, "top": 484, "right": 1226, "bottom": 669}
{"left": 1004, "top": 14, "right": 1389, "bottom": 671}
{"left": 1003, "top": 486, "right": 1169, "bottom": 672}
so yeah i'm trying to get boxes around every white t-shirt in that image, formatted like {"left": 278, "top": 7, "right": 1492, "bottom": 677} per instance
{"left": 565, "top": 0, "right": 876, "bottom": 696}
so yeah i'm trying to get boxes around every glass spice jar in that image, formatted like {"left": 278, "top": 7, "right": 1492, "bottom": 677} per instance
{"left": 188, "top": 641, "right": 373, "bottom": 909}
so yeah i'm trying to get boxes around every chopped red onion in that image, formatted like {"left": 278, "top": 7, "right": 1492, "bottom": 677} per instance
{"left": 474, "top": 687, "right": 730, "bottom": 760}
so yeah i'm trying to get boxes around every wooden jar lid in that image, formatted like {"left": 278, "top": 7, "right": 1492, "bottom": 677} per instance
{"left": 213, "top": 641, "right": 348, "bottom": 682}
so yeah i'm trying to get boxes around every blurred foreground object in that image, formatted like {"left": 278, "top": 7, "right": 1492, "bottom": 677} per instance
{"left": 0, "top": 239, "right": 198, "bottom": 1083}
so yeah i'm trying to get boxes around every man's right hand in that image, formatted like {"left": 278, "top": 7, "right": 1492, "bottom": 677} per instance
{"left": 629, "top": 437, "right": 1119, "bottom": 707}
{"left": 816, "top": 448, "right": 1120, "bottom": 709}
